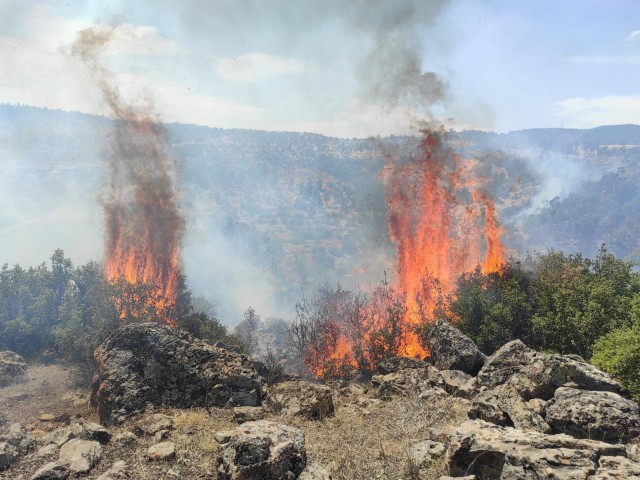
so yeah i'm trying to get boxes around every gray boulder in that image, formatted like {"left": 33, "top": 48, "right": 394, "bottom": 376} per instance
{"left": 0, "top": 442, "right": 19, "bottom": 471}
{"left": 511, "top": 354, "right": 621, "bottom": 400}
{"left": 475, "top": 340, "right": 537, "bottom": 390}
{"left": 545, "top": 387, "right": 640, "bottom": 443}
{"left": 96, "top": 460, "right": 127, "bottom": 480}
{"left": 91, "top": 322, "right": 265, "bottom": 425}
{"left": 409, "top": 440, "right": 447, "bottom": 474}
{"left": 265, "top": 381, "right": 334, "bottom": 420}
{"left": 217, "top": 420, "right": 306, "bottom": 480}
{"left": 446, "top": 419, "right": 627, "bottom": 479}
{"left": 427, "top": 320, "right": 486, "bottom": 375}
{"left": 0, "top": 422, "right": 35, "bottom": 470}
{"left": 58, "top": 439, "right": 102, "bottom": 474}
{"left": 0, "top": 350, "right": 27, "bottom": 386}
{"left": 440, "top": 370, "right": 476, "bottom": 398}
{"left": 30, "top": 461, "right": 69, "bottom": 480}
{"left": 469, "top": 383, "right": 551, "bottom": 433}
{"left": 372, "top": 364, "right": 445, "bottom": 398}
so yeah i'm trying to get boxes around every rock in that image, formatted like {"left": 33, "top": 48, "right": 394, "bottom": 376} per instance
{"left": 591, "top": 456, "right": 640, "bottom": 479}
{"left": 44, "top": 427, "right": 76, "bottom": 448}
{"left": 409, "top": 440, "right": 447, "bottom": 471}
{"left": 545, "top": 387, "right": 640, "bottom": 443}
{"left": 135, "top": 413, "right": 174, "bottom": 436}
{"left": 265, "top": 381, "right": 334, "bottom": 420}
{"left": 440, "top": 370, "right": 476, "bottom": 398}
{"left": 1, "top": 422, "right": 36, "bottom": 454}
{"left": 377, "top": 356, "right": 432, "bottom": 374}
{"left": 154, "top": 429, "right": 170, "bottom": 442}
{"left": 233, "top": 406, "right": 266, "bottom": 424}
{"left": 58, "top": 439, "right": 102, "bottom": 474}
{"left": 147, "top": 441, "right": 176, "bottom": 461}
{"left": 469, "top": 383, "right": 551, "bottom": 433}
{"left": 96, "top": 460, "right": 128, "bottom": 480}
{"left": 30, "top": 461, "right": 69, "bottom": 480}
{"left": 512, "top": 353, "right": 621, "bottom": 400}
{"left": 299, "top": 463, "right": 332, "bottom": 479}
{"left": 83, "top": 422, "right": 111, "bottom": 444}
{"left": 112, "top": 431, "right": 137, "bottom": 447}
{"left": 427, "top": 319, "right": 486, "bottom": 375}
{"left": 36, "top": 444, "right": 59, "bottom": 457}
{"left": 217, "top": 420, "right": 306, "bottom": 480}
{"left": 91, "top": 322, "right": 265, "bottom": 425}
{"left": 39, "top": 414, "right": 56, "bottom": 422}
{"left": 475, "top": 340, "right": 537, "bottom": 390}
{"left": 527, "top": 398, "right": 547, "bottom": 417}
{"left": 0, "top": 442, "right": 19, "bottom": 471}
{"left": 0, "top": 350, "right": 27, "bottom": 386}
{"left": 372, "top": 365, "right": 444, "bottom": 398}
{"left": 446, "top": 419, "right": 625, "bottom": 479}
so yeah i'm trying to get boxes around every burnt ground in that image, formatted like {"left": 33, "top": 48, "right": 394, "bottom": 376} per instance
{"left": 0, "top": 364, "right": 469, "bottom": 480}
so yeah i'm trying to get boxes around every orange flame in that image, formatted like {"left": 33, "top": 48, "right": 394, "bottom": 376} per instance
{"left": 103, "top": 120, "right": 184, "bottom": 325}
{"left": 309, "top": 129, "right": 506, "bottom": 377}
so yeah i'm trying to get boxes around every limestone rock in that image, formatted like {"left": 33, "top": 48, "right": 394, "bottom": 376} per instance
{"left": 372, "top": 364, "right": 444, "bottom": 398}
{"left": 265, "top": 381, "right": 334, "bottom": 420}
{"left": 1, "top": 422, "right": 36, "bottom": 454}
{"left": 427, "top": 319, "right": 486, "bottom": 375}
{"left": 30, "top": 461, "right": 69, "bottom": 480}
{"left": 0, "top": 350, "right": 27, "bottom": 386}
{"left": 475, "top": 340, "right": 537, "bottom": 390}
{"left": 217, "top": 420, "right": 306, "bottom": 480}
{"left": 83, "top": 421, "right": 111, "bottom": 444}
{"left": 112, "top": 431, "right": 137, "bottom": 447}
{"left": 440, "top": 370, "right": 476, "bottom": 398}
{"left": 135, "top": 413, "right": 175, "bottom": 436}
{"left": 96, "top": 460, "right": 128, "bottom": 480}
{"left": 91, "top": 322, "right": 265, "bottom": 425}
{"left": 512, "top": 353, "right": 621, "bottom": 400}
{"left": 58, "top": 439, "right": 102, "bottom": 474}
{"left": 409, "top": 440, "right": 447, "bottom": 472}
{"left": 470, "top": 383, "right": 551, "bottom": 433}
{"left": 377, "top": 356, "right": 432, "bottom": 374}
{"left": 446, "top": 419, "right": 625, "bottom": 479}
{"left": 590, "top": 456, "right": 640, "bottom": 479}
{"left": 147, "top": 441, "right": 176, "bottom": 461}
{"left": 545, "top": 387, "right": 640, "bottom": 443}
{"left": 36, "top": 444, "right": 59, "bottom": 458}
{"left": 0, "top": 442, "right": 19, "bottom": 471}
{"left": 233, "top": 406, "right": 266, "bottom": 424}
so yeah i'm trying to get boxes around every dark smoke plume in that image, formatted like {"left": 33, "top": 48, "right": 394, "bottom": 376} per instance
{"left": 72, "top": 25, "right": 184, "bottom": 320}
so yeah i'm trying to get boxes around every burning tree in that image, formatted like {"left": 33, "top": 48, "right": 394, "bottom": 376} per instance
{"left": 72, "top": 26, "right": 185, "bottom": 325}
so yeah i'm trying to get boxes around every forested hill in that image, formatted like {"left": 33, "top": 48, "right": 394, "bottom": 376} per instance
{"left": 2, "top": 103, "right": 640, "bottom": 319}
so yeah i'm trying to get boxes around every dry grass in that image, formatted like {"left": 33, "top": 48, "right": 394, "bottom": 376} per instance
{"left": 1, "top": 363, "right": 471, "bottom": 479}
{"left": 275, "top": 389, "right": 470, "bottom": 480}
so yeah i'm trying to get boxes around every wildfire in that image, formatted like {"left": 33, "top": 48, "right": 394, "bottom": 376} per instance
{"left": 72, "top": 26, "right": 184, "bottom": 325}
{"left": 308, "top": 129, "right": 506, "bottom": 377}
{"left": 385, "top": 129, "right": 505, "bottom": 347}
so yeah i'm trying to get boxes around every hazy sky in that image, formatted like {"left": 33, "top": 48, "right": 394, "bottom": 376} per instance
{"left": 2, "top": 0, "right": 640, "bottom": 137}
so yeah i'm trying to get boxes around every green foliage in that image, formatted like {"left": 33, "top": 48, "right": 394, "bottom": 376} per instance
{"left": 591, "top": 326, "right": 640, "bottom": 402}
{"left": 449, "top": 247, "right": 640, "bottom": 358}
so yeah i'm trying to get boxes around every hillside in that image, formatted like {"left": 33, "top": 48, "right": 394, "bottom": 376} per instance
{"left": 2, "top": 104, "right": 639, "bottom": 321}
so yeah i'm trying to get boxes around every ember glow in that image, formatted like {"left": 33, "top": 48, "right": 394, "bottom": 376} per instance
{"left": 73, "top": 26, "right": 184, "bottom": 324}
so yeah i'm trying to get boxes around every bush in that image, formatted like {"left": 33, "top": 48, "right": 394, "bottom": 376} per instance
{"left": 591, "top": 326, "right": 640, "bottom": 402}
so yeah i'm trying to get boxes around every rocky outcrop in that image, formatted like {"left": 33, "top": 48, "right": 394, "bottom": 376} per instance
{"left": 545, "top": 387, "right": 640, "bottom": 443}
{"left": 265, "top": 381, "right": 334, "bottom": 420}
{"left": 427, "top": 320, "right": 486, "bottom": 375}
{"left": 440, "top": 370, "right": 476, "bottom": 398}
{"left": 475, "top": 340, "right": 537, "bottom": 390}
{"left": 30, "top": 461, "right": 69, "bottom": 480}
{"left": 0, "top": 350, "right": 27, "bottom": 387}
{"left": 216, "top": 420, "right": 307, "bottom": 480}
{"left": 446, "top": 420, "right": 629, "bottom": 479}
{"left": 372, "top": 363, "right": 445, "bottom": 398}
{"left": 510, "top": 353, "right": 621, "bottom": 400}
{"left": 91, "top": 322, "right": 265, "bottom": 425}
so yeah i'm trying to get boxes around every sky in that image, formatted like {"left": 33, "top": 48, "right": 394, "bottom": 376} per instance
{"left": 1, "top": 0, "right": 640, "bottom": 137}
